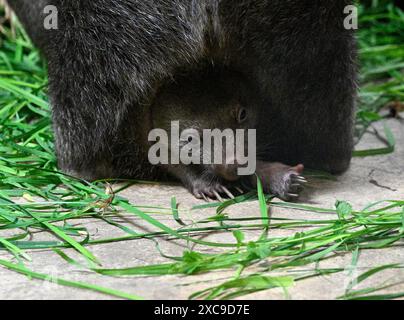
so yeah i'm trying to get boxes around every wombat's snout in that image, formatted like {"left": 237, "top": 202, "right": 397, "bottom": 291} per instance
{"left": 212, "top": 160, "right": 240, "bottom": 182}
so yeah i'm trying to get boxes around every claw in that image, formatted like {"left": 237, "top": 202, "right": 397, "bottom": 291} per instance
{"left": 202, "top": 194, "right": 210, "bottom": 202}
{"left": 235, "top": 187, "right": 244, "bottom": 194}
{"left": 221, "top": 186, "right": 235, "bottom": 199}
{"left": 213, "top": 190, "right": 224, "bottom": 202}
{"left": 286, "top": 193, "right": 299, "bottom": 198}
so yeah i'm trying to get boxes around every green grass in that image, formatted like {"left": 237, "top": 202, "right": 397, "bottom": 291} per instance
{"left": 0, "top": 2, "right": 403, "bottom": 300}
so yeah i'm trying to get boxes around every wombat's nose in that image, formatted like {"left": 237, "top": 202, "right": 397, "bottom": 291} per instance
{"left": 212, "top": 163, "right": 240, "bottom": 181}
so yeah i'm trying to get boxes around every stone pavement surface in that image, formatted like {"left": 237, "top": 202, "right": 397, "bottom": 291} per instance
{"left": 0, "top": 116, "right": 403, "bottom": 300}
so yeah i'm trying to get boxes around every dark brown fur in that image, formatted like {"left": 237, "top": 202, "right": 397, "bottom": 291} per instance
{"left": 8, "top": 0, "right": 357, "bottom": 200}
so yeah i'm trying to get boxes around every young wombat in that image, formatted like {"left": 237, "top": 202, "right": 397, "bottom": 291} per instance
{"left": 7, "top": 0, "right": 356, "bottom": 200}
{"left": 114, "top": 68, "right": 306, "bottom": 201}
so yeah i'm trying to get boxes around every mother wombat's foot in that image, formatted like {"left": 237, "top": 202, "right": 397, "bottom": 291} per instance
{"left": 246, "top": 161, "right": 307, "bottom": 201}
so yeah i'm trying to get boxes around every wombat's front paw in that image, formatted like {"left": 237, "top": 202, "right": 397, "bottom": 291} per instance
{"left": 254, "top": 162, "right": 307, "bottom": 201}
{"left": 188, "top": 178, "right": 240, "bottom": 202}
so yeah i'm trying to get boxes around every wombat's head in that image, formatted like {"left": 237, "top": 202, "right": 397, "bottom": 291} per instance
{"left": 151, "top": 68, "right": 260, "bottom": 181}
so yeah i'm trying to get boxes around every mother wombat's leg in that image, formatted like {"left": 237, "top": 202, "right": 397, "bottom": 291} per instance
{"left": 12, "top": 1, "right": 210, "bottom": 180}
{"left": 6, "top": 0, "right": 53, "bottom": 50}
{"left": 224, "top": 0, "right": 357, "bottom": 174}
{"left": 53, "top": 1, "right": 212, "bottom": 180}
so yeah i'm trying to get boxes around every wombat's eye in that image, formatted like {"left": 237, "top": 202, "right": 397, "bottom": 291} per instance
{"left": 237, "top": 108, "right": 248, "bottom": 123}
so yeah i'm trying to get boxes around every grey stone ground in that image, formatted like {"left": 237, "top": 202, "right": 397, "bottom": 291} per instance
{"left": 0, "top": 116, "right": 403, "bottom": 300}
